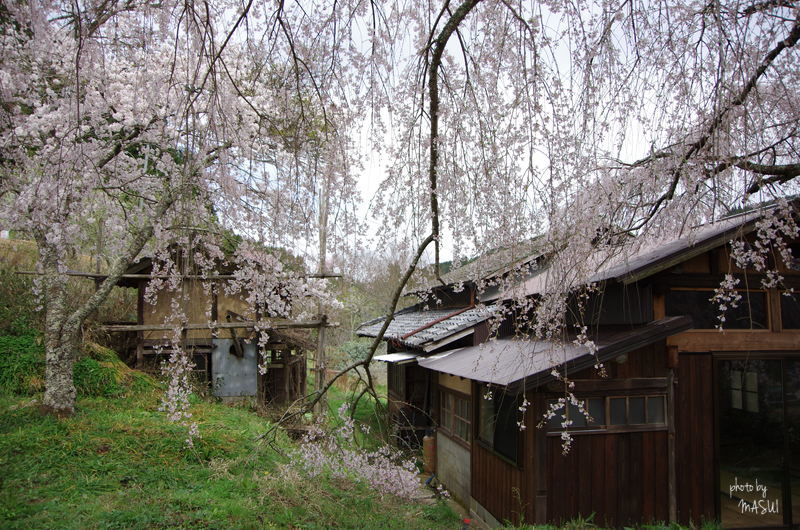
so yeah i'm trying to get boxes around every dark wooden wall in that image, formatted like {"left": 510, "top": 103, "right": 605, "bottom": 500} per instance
{"left": 674, "top": 353, "right": 715, "bottom": 525}
{"left": 470, "top": 341, "right": 673, "bottom": 527}
{"left": 546, "top": 431, "right": 669, "bottom": 526}
{"left": 571, "top": 341, "right": 668, "bottom": 380}
{"left": 471, "top": 440, "right": 529, "bottom": 524}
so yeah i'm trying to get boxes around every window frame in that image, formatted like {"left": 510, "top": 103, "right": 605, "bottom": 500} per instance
{"left": 476, "top": 385, "right": 522, "bottom": 466}
{"left": 545, "top": 393, "right": 668, "bottom": 436}
{"left": 439, "top": 388, "right": 472, "bottom": 446}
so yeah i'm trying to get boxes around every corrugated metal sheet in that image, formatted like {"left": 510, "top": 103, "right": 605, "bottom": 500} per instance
{"left": 418, "top": 316, "right": 692, "bottom": 388}
{"left": 409, "top": 238, "right": 545, "bottom": 297}
{"left": 418, "top": 339, "right": 588, "bottom": 386}
{"left": 356, "top": 304, "right": 500, "bottom": 348}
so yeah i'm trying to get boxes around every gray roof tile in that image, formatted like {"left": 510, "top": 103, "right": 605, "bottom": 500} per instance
{"left": 356, "top": 304, "right": 500, "bottom": 348}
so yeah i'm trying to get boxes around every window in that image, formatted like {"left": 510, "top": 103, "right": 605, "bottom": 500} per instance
{"left": 440, "top": 390, "right": 471, "bottom": 443}
{"left": 388, "top": 363, "right": 406, "bottom": 398}
{"left": 547, "top": 395, "right": 666, "bottom": 432}
{"left": 780, "top": 291, "right": 800, "bottom": 329}
{"left": 478, "top": 386, "right": 520, "bottom": 463}
{"left": 666, "top": 288, "right": 767, "bottom": 329}
{"left": 729, "top": 369, "right": 759, "bottom": 412}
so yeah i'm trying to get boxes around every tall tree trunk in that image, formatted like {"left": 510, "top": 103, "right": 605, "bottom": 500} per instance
{"left": 40, "top": 250, "right": 79, "bottom": 416}
{"left": 36, "top": 191, "right": 175, "bottom": 417}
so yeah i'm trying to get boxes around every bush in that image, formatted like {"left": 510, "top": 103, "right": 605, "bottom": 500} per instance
{"left": 0, "top": 269, "right": 40, "bottom": 337}
{"left": 0, "top": 337, "right": 155, "bottom": 397}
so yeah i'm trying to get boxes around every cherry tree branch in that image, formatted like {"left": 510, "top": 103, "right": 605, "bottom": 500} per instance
{"left": 627, "top": 12, "right": 800, "bottom": 232}
{"left": 428, "top": 0, "right": 482, "bottom": 283}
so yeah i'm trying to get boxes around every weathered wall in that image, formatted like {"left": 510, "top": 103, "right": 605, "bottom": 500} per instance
{"left": 437, "top": 432, "right": 471, "bottom": 504}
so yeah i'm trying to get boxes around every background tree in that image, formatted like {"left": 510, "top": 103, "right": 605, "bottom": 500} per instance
{"left": 0, "top": 1, "right": 356, "bottom": 419}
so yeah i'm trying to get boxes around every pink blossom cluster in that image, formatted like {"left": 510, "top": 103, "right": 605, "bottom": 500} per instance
{"left": 290, "top": 405, "right": 421, "bottom": 500}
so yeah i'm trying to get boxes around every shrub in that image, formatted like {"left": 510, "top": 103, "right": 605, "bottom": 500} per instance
{"left": 0, "top": 335, "right": 45, "bottom": 394}
{"left": 0, "top": 337, "right": 155, "bottom": 397}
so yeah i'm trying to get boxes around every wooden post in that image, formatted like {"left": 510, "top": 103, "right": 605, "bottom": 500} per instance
{"left": 313, "top": 169, "right": 330, "bottom": 417}
{"left": 667, "top": 365, "right": 678, "bottom": 523}
{"left": 136, "top": 280, "right": 145, "bottom": 368}
{"left": 314, "top": 314, "right": 328, "bottom": 416}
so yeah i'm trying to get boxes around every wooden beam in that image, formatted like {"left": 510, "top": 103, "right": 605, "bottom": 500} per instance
{"left": 16, "top": 270, "right": 342, "bottom": 280}
{"left": 667, "top": 329, "right": 800, "bottom": 351}
{"left": 667, "top": 368, "right": 677, "bottom": 523}
{"left": 100, "top": 320, "right": 335, "bottom": 332}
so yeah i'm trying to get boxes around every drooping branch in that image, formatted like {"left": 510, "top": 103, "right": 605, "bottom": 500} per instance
{"left": 744, "top": 162, "right": 800, "bottom": 193}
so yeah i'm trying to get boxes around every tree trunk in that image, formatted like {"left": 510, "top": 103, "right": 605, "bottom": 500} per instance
{"left": 39, "top": 253, "right": 79, "bottom": 416}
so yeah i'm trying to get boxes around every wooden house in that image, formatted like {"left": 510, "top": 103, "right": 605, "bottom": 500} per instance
{"left": 359, "top": 205, "right": 800, "bottom": 528}
{"left": 107, "top": 254, "right": 317, "bottom": 405}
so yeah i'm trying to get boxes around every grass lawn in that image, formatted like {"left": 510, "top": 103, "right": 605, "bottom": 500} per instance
{"left": 0, "top": 385, "right": 458, "bottom": 529}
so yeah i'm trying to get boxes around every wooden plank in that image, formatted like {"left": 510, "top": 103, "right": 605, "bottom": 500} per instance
{"left": 642, "top": 430, "right": 655, "bottom": 521}
{"left": 667, "top": 329, "right": 800, "bottom": 351}
{"left": 630, "top": 431, "right": 644, "bottom": 522}
{"left": 578, "top": 435, "right": 592, "bottom": 520}
{"left": 653, "top": 431, "right": 669, "bottom": 522}
{"left": 700, "top": 355, "right": 715, "bottom": 521}
{"left": 617, "top": 434, "right": 630, "bottom": 525}
{"left": 560, "top": 377, "right": 668, "bottom": 393}
{"left": 589, "top": 435, "right": 603, "bottom": 518}
{"left": 667, "top": 368, "right": 677, "bottom": 522}
{"left": 604, "top": 434, "right": 617, "bottom": 527}
{"left": 101, "top": 319, "right": 332, "bottom": 332}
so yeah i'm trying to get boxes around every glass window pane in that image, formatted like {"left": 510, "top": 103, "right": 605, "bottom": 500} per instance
{"left": 629, "top": 397, "right": 645, "bottom": 424}
{"left": 479, "top": 391, "right": 495, "bottom": 441}
{"left": 569, "top": 402, "right": 587, "bottom": 427}
{"left": 647, "top": 396, "right": 665, "bottom": 424}
{"left": 588, "top": 398, "right": 605, "bottom": 425}
{"left": 458, "top": 398, "right": 468, "bottom": 419}
{"left": 493, "top": 392, "right": 519, "bottom": 462}
{"left": 666, "top": 289, "right": 768, "bottom": 329}
{"left": 781, "top": 291, "right": 800, "bottom": 329}
{"left": 610, "top": 397, "right": 626, "bottom": 425}
{"left": 546, "top": 400, "right": 563, "bottom": 430}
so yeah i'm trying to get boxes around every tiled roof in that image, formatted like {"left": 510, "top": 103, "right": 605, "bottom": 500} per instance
{"left": 356, "top": 304, "right": 500, "bottom": 349}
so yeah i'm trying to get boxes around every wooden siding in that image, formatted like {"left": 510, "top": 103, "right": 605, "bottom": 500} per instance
{"left": 471, "top": 441, "right": 528, "bottom": 525}
{"left": 570, "top": 341, "right": 668, "bottom": 380}
{"left": 546, "top": 430, "right": 669, "bottom": 527}
{"left": 439, "top": 372, "right": 471, "bottom": 394}
{"left": 674, "top": 353, "right": 715, "bottom": 525}
{"left": 473, "top": 321, "right": 490, "bottom": 345}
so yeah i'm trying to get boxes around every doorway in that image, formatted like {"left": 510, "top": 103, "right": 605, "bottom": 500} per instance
{"left": 717, "top": 358, "right": 799, "bottom": 528}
